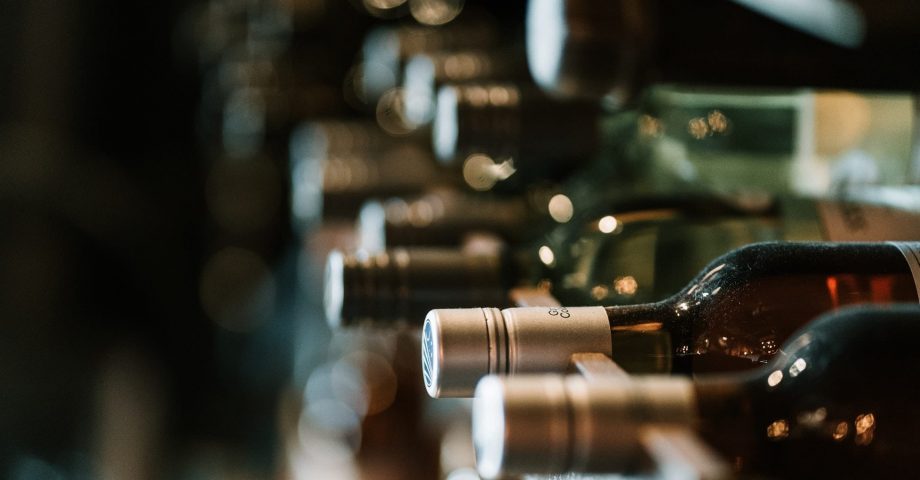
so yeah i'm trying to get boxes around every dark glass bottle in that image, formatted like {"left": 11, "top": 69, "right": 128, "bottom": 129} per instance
{"left": 472, "top": 305, "right": 920, "bottom": 478}
{"left": 527, "top": 0, "right": 920, "bottom": 103}
{"left": 433, "top": 82, "right": 919, "bottom": 197}
{"left": 401, "top": 48, "right": 530, "bottom": 132}
{"left": 328, "top": 194, "right": 794, "bottom": 327}
{"left": 333, "top": 195, "right": 920, "bottom": 330}
{"left": 356, "top": 187, "right": 547, "bottom": 251}
{"left": 324, "top": 247, "right": 513, "bottom": 329}
{"left": 432, "top": 82, "right": 601, "bottom": 189}
{"left": 360, "top": 18, "right": 499, "bottom": 106}
{"left": 288, "top": 120, "right": 455, "bottom": 232}
{"left": 423, "top": 242, "right": 920, "bottom": 397}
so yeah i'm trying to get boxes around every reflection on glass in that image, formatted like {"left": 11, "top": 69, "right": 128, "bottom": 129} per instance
{"left": 855, "top": 413, "right": 876, "bottom": 445}
{"left": 538, "top": 245, "right": 555, "bottom": 266}
{"left": 591, "top": 284, "right": 609, "bottom": 301}
{"left": 797, "top": 407, "right": 827, "bottom": 427}
{"left": 767, "top": 419, "right": 790, "bottom": 440}
{"left": 833, "top": 421, "right": 850, "bottom": 441}
{"left": 767, "top": 370, "right": 783, "bottom": 387}
{"left": 789, "top": 358, "right": 807, "bottom": 377}
{"left": 597, "top": 215, "right": 619, "bottom": 234}
{"left": 614, "top": 276, "right": 638, "bottom": 296}
{"left": 410, "top": 0, "right": 464, "bottom": 26}
{"left": 548, "top": 194, "right": 574, "bottom": 223}
{"left": 462, "top": 153, "right": 515, "bottom": 191}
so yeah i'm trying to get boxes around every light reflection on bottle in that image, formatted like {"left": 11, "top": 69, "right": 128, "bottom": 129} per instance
{"left": 854, "top": 413, "right": 876, "bottom": 445}
{"left": 461, "top": 153, "right": 515, "bottom": 191}
{"left": 767, "top": 419, "right": 790, "bottom": 440}
{"left": 789, "top": 358, "right": 808, "bottom": 377}
{"left": 538, "top": 245, "right": 555, "bottom": 267}
{"left": 597, "top": 215, "right": 619, "bottom": 233}
{"left": 614, "top": 275, "right": 638, "bottom": 295}
{"left": 547, "top": 194, "right": 574, "bottom": 223}
{"left": 833, "top": 421, "right": 850, "bottom": 441}
{"left": 409, "top": 0, "right": 463, "bottom": 26}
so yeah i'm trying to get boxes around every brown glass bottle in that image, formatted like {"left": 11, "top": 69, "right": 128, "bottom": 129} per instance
{"left": 423, "top": 242, "right": 920, "bottom": 397}
{"left": 691, "top": 305, "right": 920, "bottom": 478}
{"left": 606, "top": 241, "right": 920, "bottom": 373}
{"left": 473, "top": 305, "right": 920, "bottom": 478}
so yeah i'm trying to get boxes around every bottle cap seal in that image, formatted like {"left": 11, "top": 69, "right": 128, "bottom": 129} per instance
{"left": 472, "top": 374, "right": 696, "bottom": 477}
{"left": 423, "top": 306, "right": 612, "bottom": 397}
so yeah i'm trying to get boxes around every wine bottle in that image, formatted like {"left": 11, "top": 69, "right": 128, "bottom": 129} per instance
{"left": 401, "top": 49, "right": 529, "bottom": 131}
{"left": 356, "top": 187, "right": 551, "bottom": 251}
{"left": 432, "top": 82, "right": 600, "bottom": 189}
{"left": 333, "top": 197, "right": 920, "bottom": 328}
{"left": 288, "top": 120, "right": 454, "bottom": 232}
{"left": 542, "top": 196, "right": 920, "bottom": 306}
{"left": 526, "top": 0, "right": 920, "bottom": 103}
{"left": 423, "top": 242, "right": 920, "bottom": 397}
{"left": 324, "top": 248, "right": 511, "bottom": 329}
{"left": 472, "top": 304, "right": 920, "bottom": 478}
{"left": 360, "top": 18, "right": 499, "bottom": 106}
{"left": 329, "top": 193, "right": 792, "bottom": 326}
{"left": 433, "top": 82, "right": 919, "bottom": 196}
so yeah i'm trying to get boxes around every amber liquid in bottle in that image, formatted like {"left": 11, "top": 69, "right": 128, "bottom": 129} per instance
{"left": 692, "top": 306, "right": 920, "bottom": 478}
{"left": 604, "top": 242, "right": 919, "bottom": 373}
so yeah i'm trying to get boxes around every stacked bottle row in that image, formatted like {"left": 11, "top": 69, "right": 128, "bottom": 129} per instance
{"left": 284, "top": 1, "right": 920, "bottom": 479}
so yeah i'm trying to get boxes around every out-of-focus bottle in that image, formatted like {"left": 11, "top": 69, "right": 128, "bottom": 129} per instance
{"left": 434, "top": 82, "right": 919, "bottom": 196}
{"left": 356, "top": 187, "right": 549, "bottom": 251}
{"left": 526, "top": 0, "right": 920, "bottom": 103}
{"left": 433, "top": 82, "right": 600, "bottom": 189}
{"left": 330, "top": 195, "right": 920, "bottom": 330}
{"left": 401, "top": 48, "right": 530, "bottom": 132}
{"left": 289, "top": 120, "right": 455, "bottom": 233}
{"left": 359, "top": 18, "right": 499, "bottom": 106}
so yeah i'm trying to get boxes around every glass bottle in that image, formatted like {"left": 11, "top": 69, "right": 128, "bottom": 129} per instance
{"left": 332, "top": 196, "right": 920, "bottom": 329}
{"left": 360, "top": 18, "right": 499, "bottom": 106}
{"left": 288, "top": 120, "right": 455, "bottom": 232}
{"left": 401, "top": 48, "right": 529, "bottom": 132}
{"left": 432, "top": 82, "right": 600, "bottom": 191}
{"left": 324, "top": 247, "right": 511, "bottom": 329}
{"left": 329, "top": 194, "right": 790, "bottom": 326}
{"left": 542, "top": 195, "right": 920, "bottom": 306}
{"left": 433, "top": 82, "right": 918, "bottom": 196}
{"left": 472, "top": 304, "right": 920, "bottom": 478}
{"left": 355, "top": 187, "right": 553, "bottom": 251}
{"left": 423, "top": 242, "right": 920, "bottom": 397}
{"left": 526, "top": 0, "right": 920, "bottom": 103}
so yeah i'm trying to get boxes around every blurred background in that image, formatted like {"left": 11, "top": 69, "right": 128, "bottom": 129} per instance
{"left": 0, "top": 1, "right": 524, "bottom": 478}
{"left": 2, "top": 0, "right": 919, "bottom": 479}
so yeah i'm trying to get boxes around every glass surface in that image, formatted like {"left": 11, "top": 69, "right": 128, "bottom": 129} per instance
{"left": 694, "top": 305, "right": 920, "bottom": 477}
{"left": 603, "top": 242, "right": 919, "bottom": 373}
{"left": 632, "top": 87, "right": 916, "bottom": 196}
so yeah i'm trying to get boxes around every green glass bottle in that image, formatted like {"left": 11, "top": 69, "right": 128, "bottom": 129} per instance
{"left": 433, "top": 82, "right": 918, "bottom": 197}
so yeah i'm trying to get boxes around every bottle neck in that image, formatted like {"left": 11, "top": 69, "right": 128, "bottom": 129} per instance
{"left": 604, "top": 242, "right": 920, "bottom": 374}
{"left": 604, "top": 302, "right": 674, "bottom": 373}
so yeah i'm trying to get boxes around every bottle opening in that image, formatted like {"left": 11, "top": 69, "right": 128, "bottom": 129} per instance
{"left": 422, "top": 320, "right": 436, "bottom": 389}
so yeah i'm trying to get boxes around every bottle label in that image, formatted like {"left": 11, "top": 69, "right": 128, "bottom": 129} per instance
{"left": 500, "top": 306, "right": 613, "bottom": 373}
{"left": 890, "top": 242, "right": 920, "bottom": 300}
{"left": 818, "top": 202, "right": 920, "bottom": 241}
